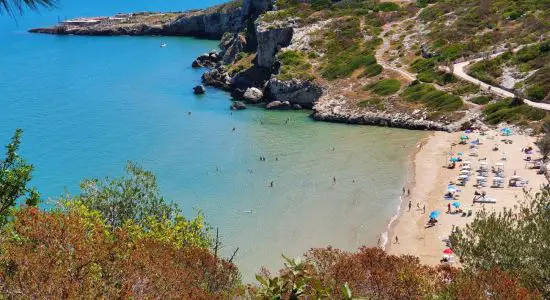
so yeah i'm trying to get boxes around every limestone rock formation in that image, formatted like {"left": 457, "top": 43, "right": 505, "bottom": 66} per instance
{"left": 243, "top": 87, "right": 264, "bottom": 103}
{"left": 255, "top": 20, "right": 295, "bottom": 68}
{"left": 266, "top": 78, "right": 323, "bottom": 108}
{"left": 230, "top": 101, "right": 247, "bottom": 110}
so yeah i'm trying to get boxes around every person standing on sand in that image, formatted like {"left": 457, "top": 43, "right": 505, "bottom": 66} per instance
{"left": 423, "top": 205, "right": 426, "bottom": 214}
{"left": 408, "top": 200, "right": 412, "bottom": 212}
{"left": 402, "top": 187, "right": 405, "bottom": 195}
{"left": 269, "top": 181, "right": 273, "bottom": 188}
{"left": 407, "top": 189, "right": 410, "bottom": 196}
{"left": 395, "top": 236, "right": 399, "bottom": 244}
{"left": 333, "top": 176, "right": 336, "bottom": 183}
{"left": 447, "top": 203, "right": 451, "bottom": 213}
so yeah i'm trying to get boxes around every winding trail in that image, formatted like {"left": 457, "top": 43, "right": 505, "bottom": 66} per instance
{"left": 452, "top": 55, "right": 550, "bottom": 111}
{"left": 375, "top": 10, "right": 550, "bottom": 112}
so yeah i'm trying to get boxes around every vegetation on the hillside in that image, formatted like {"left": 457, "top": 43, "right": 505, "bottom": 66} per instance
{"left": 410, "top": 58, "right": 455, "bottom": 85}
{"left": 451, "top": 187, "right": 550, "bottom": 297}
{"left": 401, "top": 81, "right": 464, "bottom": 111}
{"left": 482, "top": 97, "right": 547, "bottom": 125}
{"left": 276, "top": 50, "right": 314, "bottom": 81}
{"left": 312, "top": 17, "right": 382, "bottom": 80}
{"left": 365, "top": 79, "right": 401, "bottom": 95}
{"left": 253, "top": 247, "right": 539, "bottom": 299}
{"left": 467, "top": 42, "right": 550, "bottom": 101}
{"left": 470, "top": 95, "right": 492, "bottom": 105}
{"left": 0, "top": 130, "right": 548, "bottom": 298}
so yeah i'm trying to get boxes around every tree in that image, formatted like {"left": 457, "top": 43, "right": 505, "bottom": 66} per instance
{"left": 451, "top": 189, "right": 550, "bottom": 297}
{"left": 0, "top": 129, "right": 39, "bottom": 227}
{"left": 1, "top": 0, "right": 55, "bottom": 15}
{"left": 76, "top": 161, "right": 178, "bottom": 228}
{"left": 537, "top": 127, "right": 550, "bottom": 162}
{"left": 0, "top": 207, "right": 240, "bottom": 298}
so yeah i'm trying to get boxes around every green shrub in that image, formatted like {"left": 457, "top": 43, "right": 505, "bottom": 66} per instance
{"left": 483, "top": 98, "right": 547, "bottom": 125}
{"left": 276, "top": 50, "right": 314, "bottom": 81}
{"left": 363, "top": 64, "right": 384, "bottom": 77}
{"left": 365, "top": 79, "right": 401, "bottom": 96}
{"left": 525, "top": 67, "right": 550, "bottom": 102}
{"left": 402, "top": 83, "right": 463, "bottom": 111}
{"left": 375, "top": 2, "right": 400, "bottom": 12}
{"left": 527, "top": 85, "right": 546, "bottom": 101}
{"left": 470, "top": 96, "right": 491, "bottom": 105}
{"left": 311, "top": 0, "right": 331, "bottom": 10}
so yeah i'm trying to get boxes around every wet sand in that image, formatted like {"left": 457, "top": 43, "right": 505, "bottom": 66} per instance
{"left": 386, "top": 129, "right": 547, "bottom": 264}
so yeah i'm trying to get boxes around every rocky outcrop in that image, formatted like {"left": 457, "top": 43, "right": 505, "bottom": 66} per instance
{"left": 255, "top": 20, "right": 295, "bottom": 67}
{"left": 266, "top": 100, "right": 291, "bottom": 110}
{"left": 242, "top": 0, "right": 273, "bottom": 21}
{"left": 193, "top": 51, "right": 222, "bottom": 68}
{"left": 266, "top": 78, "right": 323, "bottom": 108}
{"left": 202, "top": 67, "right": 232, "bottom": 89}
{"left": 165, "top": 5, "right": 243, "bottom": 39}
{"left": 230, "top": 101, "right": 247, "bottom": 110}
{"left": 243, "top": 87, "right": 264, "bottom": 102}
{"left": 193, "top": 85, "right": 206, "bottom": 94}
{"left": 220, "top": 33, "right": 248, "bottom": 65}
{"left": 312, "top": 98, "right": 454, "bottom": 131}
{"left": 30, "top": 2, "right": 243, "bottom": 39}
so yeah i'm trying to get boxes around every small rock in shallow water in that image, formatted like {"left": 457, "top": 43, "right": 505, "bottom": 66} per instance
{"left": 231, "top": 101, "right": 247, "bottom": 110}
{"left": 193, "top": 85, "right": 206, "bottom": 94}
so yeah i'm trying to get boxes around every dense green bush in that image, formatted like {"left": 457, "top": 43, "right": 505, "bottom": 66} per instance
{"left": 311, "top": 0, "right": 331, "bottom": 10}
{"left": 483, "top": 98, "right": 547, "bottom": 124}
{"left": 363, "top": 63, "right": 384, "bottom": 77}
{"left": 365, "top": 79, "right": 401, "bottom": 96}
{"left": 470, "top": 95, "right": 491, "bottom": 105}
{"left": 375, "top": 2, "right": 400, "bottom": 12}
{"left": 276, "top": 50, "right": 314, "bottom": 81}
{"left": 402, "top": 82, "right": 463, "bottom": 111}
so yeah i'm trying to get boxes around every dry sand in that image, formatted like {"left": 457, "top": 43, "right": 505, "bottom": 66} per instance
{"left": 386, "top": 129, "right": 547, "bottom": 264}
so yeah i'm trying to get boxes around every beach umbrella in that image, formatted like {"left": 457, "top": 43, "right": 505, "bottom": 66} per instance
{"left": 448, "top": 187, "right": 457, "bottom": 193}
{"left": 443, "top": 248, "right": 454, "bottom": 254}
{"left": 457, "top": 152, "right": 464, "bottom": 156}
{"left": 452, "top": 201, "right": 461, "bottom": 208}
{"left": 460, "top": 135, "right": 469, "bottom": 140}
{"left": 450, "top": 157, "right": 459, "bottom": 162}
{"left": 429, "top": 210, "right": 441, "bottom": 219}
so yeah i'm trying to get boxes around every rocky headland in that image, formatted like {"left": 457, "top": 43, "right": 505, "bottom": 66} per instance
{"left": 30, "top": 0, "right": 529, "bottom": 132}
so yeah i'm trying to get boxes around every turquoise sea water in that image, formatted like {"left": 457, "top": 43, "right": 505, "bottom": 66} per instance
{"left": 0, "top": 0, "right": 426, "bottom": 280}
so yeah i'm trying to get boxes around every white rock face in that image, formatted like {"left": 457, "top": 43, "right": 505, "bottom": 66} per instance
{"left": 243, "top": 87, "right": 264, "bottom": 102}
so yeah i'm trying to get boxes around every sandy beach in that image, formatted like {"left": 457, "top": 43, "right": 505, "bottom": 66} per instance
{"left": 387, "top": 128, "right": 547, "bottom": 264}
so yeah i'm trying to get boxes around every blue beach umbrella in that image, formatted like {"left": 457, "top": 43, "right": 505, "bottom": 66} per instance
{"left": 457, "top": 152, "right": 464, "bottom": 156}
{"left": 450, "top": 157, "right": 459, "bottom": 162}
{"left": 452, "top": 202, "right": 461, "bottom": 208}
{"left": 429, "top": 210, "right": 441, "bottom": 219}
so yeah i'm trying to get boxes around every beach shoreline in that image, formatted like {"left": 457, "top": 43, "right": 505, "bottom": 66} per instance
{"left": 381, "top": 133, "right": 432, "bottom": 250}
{"left": 385, "top": 129, "right": 546, "bottom": 264}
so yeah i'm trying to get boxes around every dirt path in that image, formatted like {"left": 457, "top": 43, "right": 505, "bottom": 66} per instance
{"left": 450, "top": 44, "right": 550, "bottom": 111}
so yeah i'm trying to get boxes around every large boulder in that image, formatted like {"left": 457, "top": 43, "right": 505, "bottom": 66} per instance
{"left": 266, "top": 78, "right": 323, "bottom": 108}
{"left": 243, "top": 87, "right": 264, "bottom": 103}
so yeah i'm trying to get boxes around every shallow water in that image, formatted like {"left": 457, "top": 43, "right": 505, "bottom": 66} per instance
{"left": 0, "top": 0, "right": 426, "bottom": 280}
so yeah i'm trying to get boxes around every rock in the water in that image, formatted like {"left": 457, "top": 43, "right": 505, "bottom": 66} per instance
{"left": 266, "top": 78, "right": 323, "bottom": 108}
{"left": 193, "top": 85, "right": 206, "bottom": 94}
{"left": 243, "top": 87, "right": 264, "bottom": 103}
{"left": 266, "top": 100, "right": 291, "bottom": 110}
{"left": 231, "top": 101, "right": 247, "bottom": 110}
{"left": 192, "top": 60, "right": 203, "bottom": 68}
{"left": 202, "top": 67, "right": 232, "bottom": 90}
{"left": 291, "top": 104, "right": 302, "bottom": 110}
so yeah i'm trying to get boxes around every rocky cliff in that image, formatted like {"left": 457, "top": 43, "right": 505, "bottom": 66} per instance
{"left": 30, "top": 2, "right": 244, "bottom": 39}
